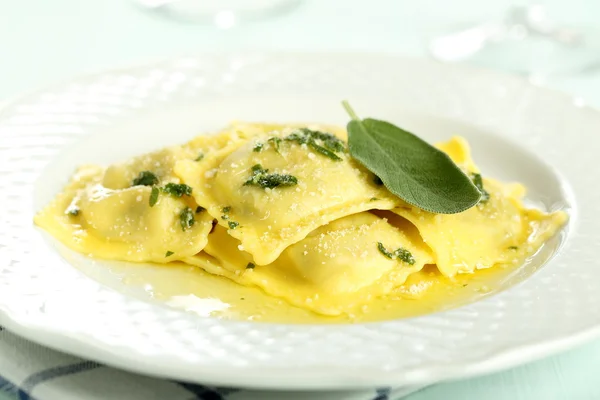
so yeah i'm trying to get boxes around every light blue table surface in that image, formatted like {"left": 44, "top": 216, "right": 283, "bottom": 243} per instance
{"left": 2, "top": 1, "right": 600, "bottom": 399}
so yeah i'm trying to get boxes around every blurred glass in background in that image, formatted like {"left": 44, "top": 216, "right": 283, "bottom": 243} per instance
{"left": 135, "top": 0, "right": 303, "bottom": 27}
{"left": 429, "top": 2, "right": 599, "bottom": 78}
{"left": 133, "top": 0, "right": 599, "bottom": 80}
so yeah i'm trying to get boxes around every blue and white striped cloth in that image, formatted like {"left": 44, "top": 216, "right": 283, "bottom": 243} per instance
{"left": 0, "top": 326, "right": 423, "bottom": 400}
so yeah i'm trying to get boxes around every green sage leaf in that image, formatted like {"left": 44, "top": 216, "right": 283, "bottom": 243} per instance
{"left": 132, "top": 171, "right": 158, "bottom": 187}
{"left": 179, "top": 207, "right": 195, "bottom": 231}
{"left": 343, "top": 101, "right": 481, "bottom": 214}
{"left": 149, "top": 186, "right": 159, "bottom": 207}
{"left": 162, "top": 183, "right": 192, "bottom": 197}
{"left": 470, "top": 173, "right": 490, "bottom": 203}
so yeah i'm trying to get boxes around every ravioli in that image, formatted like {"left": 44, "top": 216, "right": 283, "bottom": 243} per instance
{"left": 102, "top": 146, "right": 195, "bottom": 190}
{"left": 184, "top": 212, "right": 433, "bottom": 316}
{"left": 35, "top": 166, "right": 212, "bottom": 263}
{"left": 174, "top": 126, "right": 399, "bottom": 265}
{"left": 393, "top": 137, "right": 568, "bottom": 276}
{"left": 34, "top": 123, "right": 568, "bottom": 321}
{"left": 103, "top": 122, "right": 292, "bottom": 190}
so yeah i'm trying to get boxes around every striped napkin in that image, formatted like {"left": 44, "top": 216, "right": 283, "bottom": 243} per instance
{"left": 0, "top": 327, "right": 423, "bottom": 400}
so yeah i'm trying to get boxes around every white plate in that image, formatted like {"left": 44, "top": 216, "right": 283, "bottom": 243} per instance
{"left": 0, "top": 53, "right": 598, "bottom": 390}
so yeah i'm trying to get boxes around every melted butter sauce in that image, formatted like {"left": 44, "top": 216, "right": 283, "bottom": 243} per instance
{"left": 91, "top": 259, "right": 524, "bottom": 324}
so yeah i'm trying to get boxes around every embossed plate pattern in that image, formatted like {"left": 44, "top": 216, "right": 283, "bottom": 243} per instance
{"left": 0, "top": 54, "right": 598, "bottom": 389}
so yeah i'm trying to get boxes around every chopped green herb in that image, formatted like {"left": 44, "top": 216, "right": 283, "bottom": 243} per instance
{"left": 284, "top": 128, "right": 345, "bottom": 162}
{"left": 162, "top": 183, "right": 192, "bottom": 197}
{"left": 284, "top": 132, "right": 307, "bottom": 145}
{"left": 307, "top": 141, "right": 343, "bottom": 161}
{"left": 165, "top": 251, "right": 174, "bottom": 257}
{"left": 220, "top": 206, "right": 231, "bottom": 220}
{"left": 195, "top": 206, "right": 205, "bottom": 213}
{"left": 342, "top": 101, "right": 481, "bottom": 214}
{"left": 268, "top": 137, "right": 282, "bottom": 153}
{"left": 243, "top": 164, "right": 298, "bottom": 189}
{"left": 149, "top": 186, "right": 159, "bottom": 207}
{"left": 471, "top": 173, "right": 490, "bottom": 204}
{"left": 300, "top": 128, "right": 346, "bottom": 152}
{"left": 462, "top": 284, "right": 468, "bottom": 287}
{"left": 373, "top": 176, "right": 383, "bottom": 186}
{"left": 179, "top": 207, "right": 195, "bottom": 230}
{"left": 377, "top": 242, "right": 395, "bottom": 259}
{"left": 377, "top": 242, "right": 415, "bottom": 265}
{"left": 394, "top": 248, "right": 415, "bottom": 265}
{"left": 508, "top": 246, "right": 519, "bottom": 250}
{"left": 66, "top": 207, "right": 80, "bottom": 216}
{"left": 195, "top": 153, "right": 204, "bottom": 162}
{"left": 253, "top": 142, "right": 264, "bottom": 152}
{"left": 369, "top": 197, "right": 379, "bottom": 202}
{"left": 132, "top": 171, "right": 159, "bottom": 186}
{"left": 246, "top": 262, "right": 255, "bottom": 269}
{"left": 228, "top": 221, "right": 239, "bottom": 230}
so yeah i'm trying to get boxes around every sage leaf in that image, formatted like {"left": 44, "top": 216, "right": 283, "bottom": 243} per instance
{"left": 132, "top": 171, "right": 158, "bottom": 187}
{"left": 149, "top": 186, "right": 159, "bottom": 207}
{"left": 179, "top": 207, "right": 195, "bottom": 230}
{"left": 342, "top": 101, "right": 481, "bottom": 214}
{"left": 470, "top": 173, "right": 490, "bottom": 203}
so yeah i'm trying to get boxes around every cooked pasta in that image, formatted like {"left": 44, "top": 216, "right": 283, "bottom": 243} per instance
{"left": 35, "top": 122, "right": 567, "bottom": 317}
